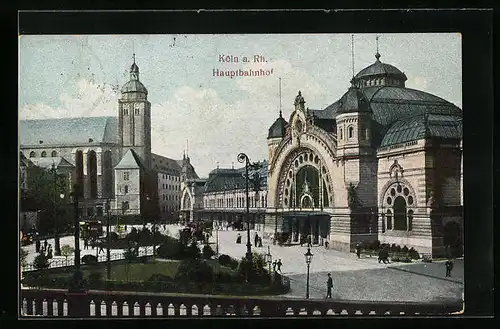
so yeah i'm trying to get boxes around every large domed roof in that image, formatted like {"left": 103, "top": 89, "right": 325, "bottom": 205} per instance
{"left": 355, "top": 53, "right": 407, "bottom": 82}
{"left": 121, "top": 80, "right": 148, "bottom": 94}
{"left": 268, "top": 114, "right": 287, "bottom": 139}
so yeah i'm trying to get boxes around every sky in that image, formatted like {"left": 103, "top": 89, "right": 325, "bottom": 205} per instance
{"left": 19, "top": 33, "right": 462, "bottom": 177}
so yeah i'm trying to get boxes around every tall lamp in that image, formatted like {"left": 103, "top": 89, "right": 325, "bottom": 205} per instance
{"left": 304, "top": 247, "right": 313, "bottom": 299}
{"left": 265, "top": 246, "right": 273, "bottom": 275}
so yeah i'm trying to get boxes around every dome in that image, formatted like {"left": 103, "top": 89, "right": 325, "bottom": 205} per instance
{"left": 121, "top": 80, "right": 148, "bottom": 94}
{"left": 337, "top": 83, "right": 371, "bottom": 114}
{"left": 268, "top": 114, "right": 287, "bottom": 139}
{"left": 355, "top": 53, "right": 407, "bottom": 84}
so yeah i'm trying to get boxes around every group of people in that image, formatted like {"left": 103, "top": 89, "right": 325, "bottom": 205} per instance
{"left": 272, "top": 259, "right": 283, "bottom": 273}
{"left": 35, "top": 239, "right": 53, "bottom": 259}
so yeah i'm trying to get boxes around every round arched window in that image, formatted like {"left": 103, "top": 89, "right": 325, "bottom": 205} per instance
{"left": 288, "top": 171, "right": 293, "bottom": 178}
{"left": 51, "top": 151, "right": 57, "bottom": 157}
{"left": 314, "top": 155, "right": 319, "bottom": 164}
{"left": 295, "top": 160, "right": 299, "bottom": 168}
{"left": 386, "top": 197, "right": 392, "bottom": 205}
{"left": 299, "top": 155, "right": 303, "bottom": 164}
{"left": 41, "top": 151, "right": 47, "bottom": 157}
{"left": 309, "top": 154, "right": 313, "bottom": 162}
{"left": 403, "top": 187, "right": 409, "bottom": 196}
{"left": 393, "top": 196, "right": 407, "bottom": 231}
{"left": 29, "top": 151, "right": 36, "bottom": 158}
{"left": 285, "top": 188, "right": 289, "bottom": 196}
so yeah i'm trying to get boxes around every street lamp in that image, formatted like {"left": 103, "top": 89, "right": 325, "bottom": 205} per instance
{"left": 68, "top": 184, "right": 85, "bottom": 293}
{"left": 304, "top": 247, "right": 313, "bottom": 299}
{"left": 105, "top": 200, "right": 111, "bottom": 280}
{"left": 215, "top": 222, "right": 219, "bottom": 255}
{"left": 237, "top": 153, "right": 262, "bottom": 282}
{"left": 265, "top": 246, "right": 273, "bottom": 275}
{"left": 51, "top": 164, "right": 62, "bottom": 256}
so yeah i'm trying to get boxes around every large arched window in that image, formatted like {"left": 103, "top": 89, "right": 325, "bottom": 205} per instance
{"left": 393, "top": 196, "right": 407, "bottom": 230}
{"left": 41, "top": 151, "right": 47, "bottom": 157}
{"left": 51, "top": 150, "right": 57, "bottom": 157}
{"left": 386, "top": 209, "right": 392, "bottom": 230}
{"left": 102, "top": 150, "right": 113, "bottom": 198}
{"left": 29, "top": 151, "right": 36, "bottom": 158}
{"left": 75, "top": 150, "right": 84, "bottom": 197}
{"left": 348, "top": 126, "right": 354, "bottom": 139}
{"left": 87, "top": 150, "right": 98, "bottom": 199}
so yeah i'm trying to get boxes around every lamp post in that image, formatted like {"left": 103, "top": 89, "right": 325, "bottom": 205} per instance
{"left": 265, "top": 246, "right": 273, "bottom": 275}
{"left": 304, "top": 247, "right": 313, "bottom": 299}
{"left": 237, "top": 153, "right": 262, "bottom": 282}
{"left": 105, "top": 200, "right": 111, "bottom": 280}
{"left": 215, "top": 222, "right": 219, "bottom": 255}
{"left": 69, "top": 184, "right": 85, "bottom": 293}
{"left": 51, "top": 164, "right": 62, "bottom": 256}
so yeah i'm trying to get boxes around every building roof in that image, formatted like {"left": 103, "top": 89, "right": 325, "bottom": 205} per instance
{"left": 355, "top": 53, "right": 407, "bottom": 82}
{"left": 121, "top": 80, "right": 148, "bottom": 94}
{"left": 28, "top": 157, "right": 75, "bottom": 170}
{"left": 381, "top": 113, "right": 462, "bottom": 147}
{"left": 337, "top": 85, "right": 371, "bottom": 114}
{"left": 20, "top": 116, "right": 119, "bottom": 146}
{"left": 151, "top": 153, "right": 199, "bottom": 179}
{"left": 268, "top": 114, "right": 288, "bottom": 139}
{"left": 115, "top": 149, "right": 144, "bottom": 169}
{"left": 310, "top": 84, "right": 461, "bottom": 147}
{"left": 204, "top": 161, "right": 268, "bottom": 193}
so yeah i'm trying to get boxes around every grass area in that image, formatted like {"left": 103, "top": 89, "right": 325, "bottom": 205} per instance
{"left": 34, "top": 258, "right": 235, "bottom": 282}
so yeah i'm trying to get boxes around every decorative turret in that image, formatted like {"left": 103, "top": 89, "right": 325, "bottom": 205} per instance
{"left": 294, "top": 90, "right": 306, "bottom": 112}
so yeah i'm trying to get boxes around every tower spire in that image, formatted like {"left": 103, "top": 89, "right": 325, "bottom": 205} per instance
{"left": 375, "top": 35, "right": 381, "bottom": 61}
{"left": 279, "top": 77, "right": 282, "bottom": 117}
{"left": 133, "top": 53, "right": 136, "bottom": 64}
{"left": 351, "top": 34, "right": 355, "bottom": 78}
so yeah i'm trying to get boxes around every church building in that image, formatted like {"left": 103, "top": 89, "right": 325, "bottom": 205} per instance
{"left": 20, "top": 57, "right": 198, "bottom": 223}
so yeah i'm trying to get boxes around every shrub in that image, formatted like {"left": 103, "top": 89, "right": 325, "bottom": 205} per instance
{"left": 108, "top": 232, "right": 119, "bottom": 242}
{"left": 202, "top": 244, "right": 215, "bottom": 259}
{"left": 218, "top": 254, "right": 238, "bottom": 269}
{"left": 156, "top": 240, "right": 182, "bottom": 259}
{"left": 20, "top": 246, "right": 28, "bottom": 268}
{"left": 402, "top": 245, "right": 409, "bottom": 253}
{"left": 33, "top": 254, "right": 49, "bottom": 270}
{"left": 126, "top": 228, "right": 139, "bottom": 242}
{"left": 186, "top": 241, "right": 200, "bottom": 259}
{"left": 370, "top": 240, "right": 381, "bottom": 251}
{"left": 276, "top": 233, "right": 289, "bottom": 246}
{"left": 138, "top": 228, "right": 152, "bottom": 244}
{"left": 408, "top": 247, "right": 420, "bottom": 260}
{"left": 175, "top": 259, "right": 214, "bottom": 283}
{"left": 88, "top": 272, "right": 103, "bottom": 285}
{"left": 81, "top": 254, "right": 98, "bottom": 265}
{"left": 147, "top": 273, "right": 173, "bottom": 282}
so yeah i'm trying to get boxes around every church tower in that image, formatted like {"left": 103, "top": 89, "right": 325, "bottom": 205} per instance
{"left": 118, "top": 55, "right": 152, "bottom": 169}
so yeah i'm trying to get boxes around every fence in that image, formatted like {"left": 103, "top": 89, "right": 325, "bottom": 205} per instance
{"left": 20, "top": 288, "right": 462, "bottom": 317}
{"left": 22, "top": 247, "right": 155, "bottom": 272}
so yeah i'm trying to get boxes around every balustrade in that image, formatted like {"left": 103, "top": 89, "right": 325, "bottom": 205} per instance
{"left": 20, "top": 289, "right": 461, "bottom": 317}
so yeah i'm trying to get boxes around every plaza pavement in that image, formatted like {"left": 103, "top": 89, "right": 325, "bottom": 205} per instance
{"left": 22, "top": 224, "right": 463, "bottom": 304}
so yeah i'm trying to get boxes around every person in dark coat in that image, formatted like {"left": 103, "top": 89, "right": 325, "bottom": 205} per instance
{"left": 272, "top": 260, "right": 277, "bottom": 273}
{"left": 258, "top": 236, "right": 263, "bottom": 247}
{"left": 84, "top": 238, "right": 89, "bottom": 250}
{"left": 47, "top": 245, "right": 53, "bottom": 259}
{"left": 277, "top": 259, "right": 282, "bottom": 273}
{"left": 43, "top": 239, "right": 48, "bottom": 252}
{"left": 236, "top": 233, "right": 242, "bottom": 244}
{"left": 355, "top": 243, "right": 361, "bottom": 259}
{"left": 307, "top": 235, "right": 312, "bottom": 248}
{"left": 326, "top": 273, "right": 333, "bottom": 299}
{"left": 254, "top": 232, "right": 259, "bottom": 247}
{"left": 35, "top": 239, "right": 41, "bottom": 253}
{"left": 445, "top": 259, "right": 454, "bottom": 277}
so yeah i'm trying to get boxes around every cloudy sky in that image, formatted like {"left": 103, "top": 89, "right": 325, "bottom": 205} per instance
{"left": 19, "top": 33, "right": 461, "bottom": 177}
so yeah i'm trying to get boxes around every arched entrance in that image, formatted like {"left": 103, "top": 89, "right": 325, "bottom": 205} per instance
{"left": 443, "top": 221, "right": 462, "bottom": 257}
{"left": 393, "top": 196, "right": 407, "bottom": 231}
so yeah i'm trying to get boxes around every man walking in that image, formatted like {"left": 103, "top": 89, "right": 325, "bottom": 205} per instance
{"left": 326, "top": 273, "right": 333, "bottom": 299}
{"left": 277, "top": 259, "right": 282, "bottom": 273}
{"left": 355, "top": 243, "right": 361, "bottom": 259}
{"left": 254, "top": 232, "right": 259, "bottom": 248}
{"left": 445, "top": 259, "right": 454, "bottom": 277}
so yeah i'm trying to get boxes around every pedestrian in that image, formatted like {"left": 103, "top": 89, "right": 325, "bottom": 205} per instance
{"left": 277, "top": 259, "right": 282, "bottom": 273}
{"left": 99, "top": 242, "right": 104, "bottom": 254}
{"left": 47, "top": 245, "right": 53, "bottom": 259}
{"left": 125, "top": 225, "right": 128, "bottom": 232}
{"left": 272, "top": 260, "right": 277, "bottom": 273}
{"left": 43, "top": 239, "right": 48, "bottom": 252}
{"left": 258, "top": 236, "right": 263, "bottom": 247}
{"left": 325, "top": 240, "right": 329, "bottom": 249}
{"left": 254, "top": 232, "right": 259, "bottom": 248}
{"left": 445, "top": 259, "right": 454, "bottom": 277}
{"left": 355, "top": 243, "right": 361, "bottom": 259}
{"left": 84, "top": 238, "right": 88, "bottom": 250}
{"left": 300, "top": 234, "right": 304, "bottom": 247}
{"left": 307, "top": 234, "right": 312, "bottom": 248}
{"left": 236, "top": 233, "right": 242, "bottom": 244}
{"left": 326, "top": 273, "right": 333, "bottom": 299}
{"left": 163, "top": 224, "right": 166, "bottom": 231}
{"left": 35, "top": 239, "right": 41, "bottom": 253}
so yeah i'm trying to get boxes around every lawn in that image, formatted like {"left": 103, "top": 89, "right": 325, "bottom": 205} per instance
{"left": 39, "top": 258, "right": 235, "bottom": 282}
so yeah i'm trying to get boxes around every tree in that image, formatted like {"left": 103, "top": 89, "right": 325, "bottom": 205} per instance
{"left": 61, "top": 244, "right": 74, "bottom": 266}
{"left": 24, "top": 166, "right": 71, "bottom": 235}
{"left": 202, "top": 244, "right": 215, "bottom": 259}
{"left": 33, "top": 253, "right": 49, "bottom": 270}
